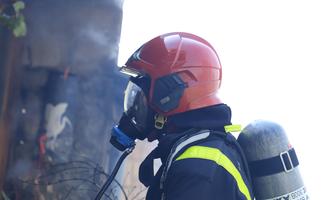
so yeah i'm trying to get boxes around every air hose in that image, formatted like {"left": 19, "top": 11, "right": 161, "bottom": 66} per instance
{"left": 94, "top": 147, "right": 135, "bottom": 200}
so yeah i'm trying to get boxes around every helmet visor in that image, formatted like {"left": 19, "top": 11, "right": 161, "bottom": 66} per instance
{"left": 124, "top": 81, "right": 149, "bottom": 132}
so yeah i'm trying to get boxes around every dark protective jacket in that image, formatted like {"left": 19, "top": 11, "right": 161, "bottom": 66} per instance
{"left": 139, "top": 104, "right": 254, "bottom": 200}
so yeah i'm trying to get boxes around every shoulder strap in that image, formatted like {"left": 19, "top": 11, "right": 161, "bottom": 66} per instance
{"left": 159, "top": 130, "right": 211, "bottom": 197}
{"left": 160, "top": 129, "right": 254, "bottom": 200}
{"left": 212, "top": 130, "right": 254, "bottom": 192}
{"left": 175, "top": 145, "right": 252, "bottom": 200}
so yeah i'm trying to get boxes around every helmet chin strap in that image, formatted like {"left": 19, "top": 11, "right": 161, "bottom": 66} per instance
{"left": 154, "top": 114, "right": 167, "bottom": 130}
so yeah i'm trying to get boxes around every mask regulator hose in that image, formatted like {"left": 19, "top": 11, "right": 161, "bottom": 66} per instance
{"left": 94, "top": 146, "right": 134, "bottom": 200}
{"left": 95, "top": 114, "right": 139, "bottom": 200}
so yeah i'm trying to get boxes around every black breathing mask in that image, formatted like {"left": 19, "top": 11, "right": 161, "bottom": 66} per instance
{"left": 110, "top": 79, "right": 154, "bottom": 151}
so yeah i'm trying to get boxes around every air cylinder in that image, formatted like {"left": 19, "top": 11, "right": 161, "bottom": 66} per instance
{"left": 237, "top": 120, "right": 309, "bottom": 200}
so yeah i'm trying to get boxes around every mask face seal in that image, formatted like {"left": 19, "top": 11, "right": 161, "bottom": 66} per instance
{"left": 110, "top": 78, "right": 154, "bottom": 151}
{"left": 124, "top": 80, "right": 149, "bottom": 134}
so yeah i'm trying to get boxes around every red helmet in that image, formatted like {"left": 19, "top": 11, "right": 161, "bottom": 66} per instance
{"left": 122, "top": 32, "right": 222, "bottom": 117}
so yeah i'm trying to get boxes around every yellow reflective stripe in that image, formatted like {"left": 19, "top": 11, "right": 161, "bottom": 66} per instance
{"left": 224, "top": 124, "right": 242, "bottom": 133}
{"left": 176, "top": 146, "right": 251, "bottom": 200}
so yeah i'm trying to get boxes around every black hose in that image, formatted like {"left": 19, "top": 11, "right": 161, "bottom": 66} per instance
{"left": 94, "top": 147, "right": 134, "bottom": 200}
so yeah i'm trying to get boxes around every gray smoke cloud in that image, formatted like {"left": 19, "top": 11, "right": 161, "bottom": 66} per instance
{"left": 3, "top": 0, "right": 128, "bottom": 199}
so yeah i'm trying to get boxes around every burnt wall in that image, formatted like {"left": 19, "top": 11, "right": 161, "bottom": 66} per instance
{"left": 1, "top": 0, "right": 127, "bottom": 199}
{"left": 0, "top": 27, "right": 24, "bottom": 194}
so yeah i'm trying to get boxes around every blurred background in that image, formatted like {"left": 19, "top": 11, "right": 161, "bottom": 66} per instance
{"left": 1, "top": 0, "right": 329, "bottom": 199}
{"left": 1, "top": 0, "right": 129, "bottom": 199}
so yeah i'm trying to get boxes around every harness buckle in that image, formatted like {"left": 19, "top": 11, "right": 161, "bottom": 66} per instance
{"left": 154, "top": 114, "right": 167, "bottom": 129}
{"left": 280, "top": 150, "right": 294, "bottom": 172}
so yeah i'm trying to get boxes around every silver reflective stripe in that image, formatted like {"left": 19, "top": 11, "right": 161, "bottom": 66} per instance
{"left": 165, "top": 131, "right": 211, "bottom": 173}
{"left": 160, "top": 130, "right": 211, "bottom": 195}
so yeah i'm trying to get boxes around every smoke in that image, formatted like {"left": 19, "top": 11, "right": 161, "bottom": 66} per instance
{"left": 22, "top": 0, "right": 123, "bottom": 75}
{"left": 3, "top": 0, "right": 128, "bottom": 199}
{"left": 6, "top": 159, "right": 33, "bottom": 180}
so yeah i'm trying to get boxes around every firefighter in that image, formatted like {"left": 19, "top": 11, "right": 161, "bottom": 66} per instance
{"left": 115, "top": 32, "right": 254, "bottom": 200}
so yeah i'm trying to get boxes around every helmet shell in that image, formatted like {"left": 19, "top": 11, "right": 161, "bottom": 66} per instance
{"left": 124, "top": 32, "right": 222, "bottom": 116}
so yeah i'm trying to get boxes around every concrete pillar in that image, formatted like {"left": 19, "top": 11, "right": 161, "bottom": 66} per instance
{"left": 0, "top": 30, "right": 24, "bottom": 194}
{"left": 1, "top": 0, "right": 126, "bottom": 199}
